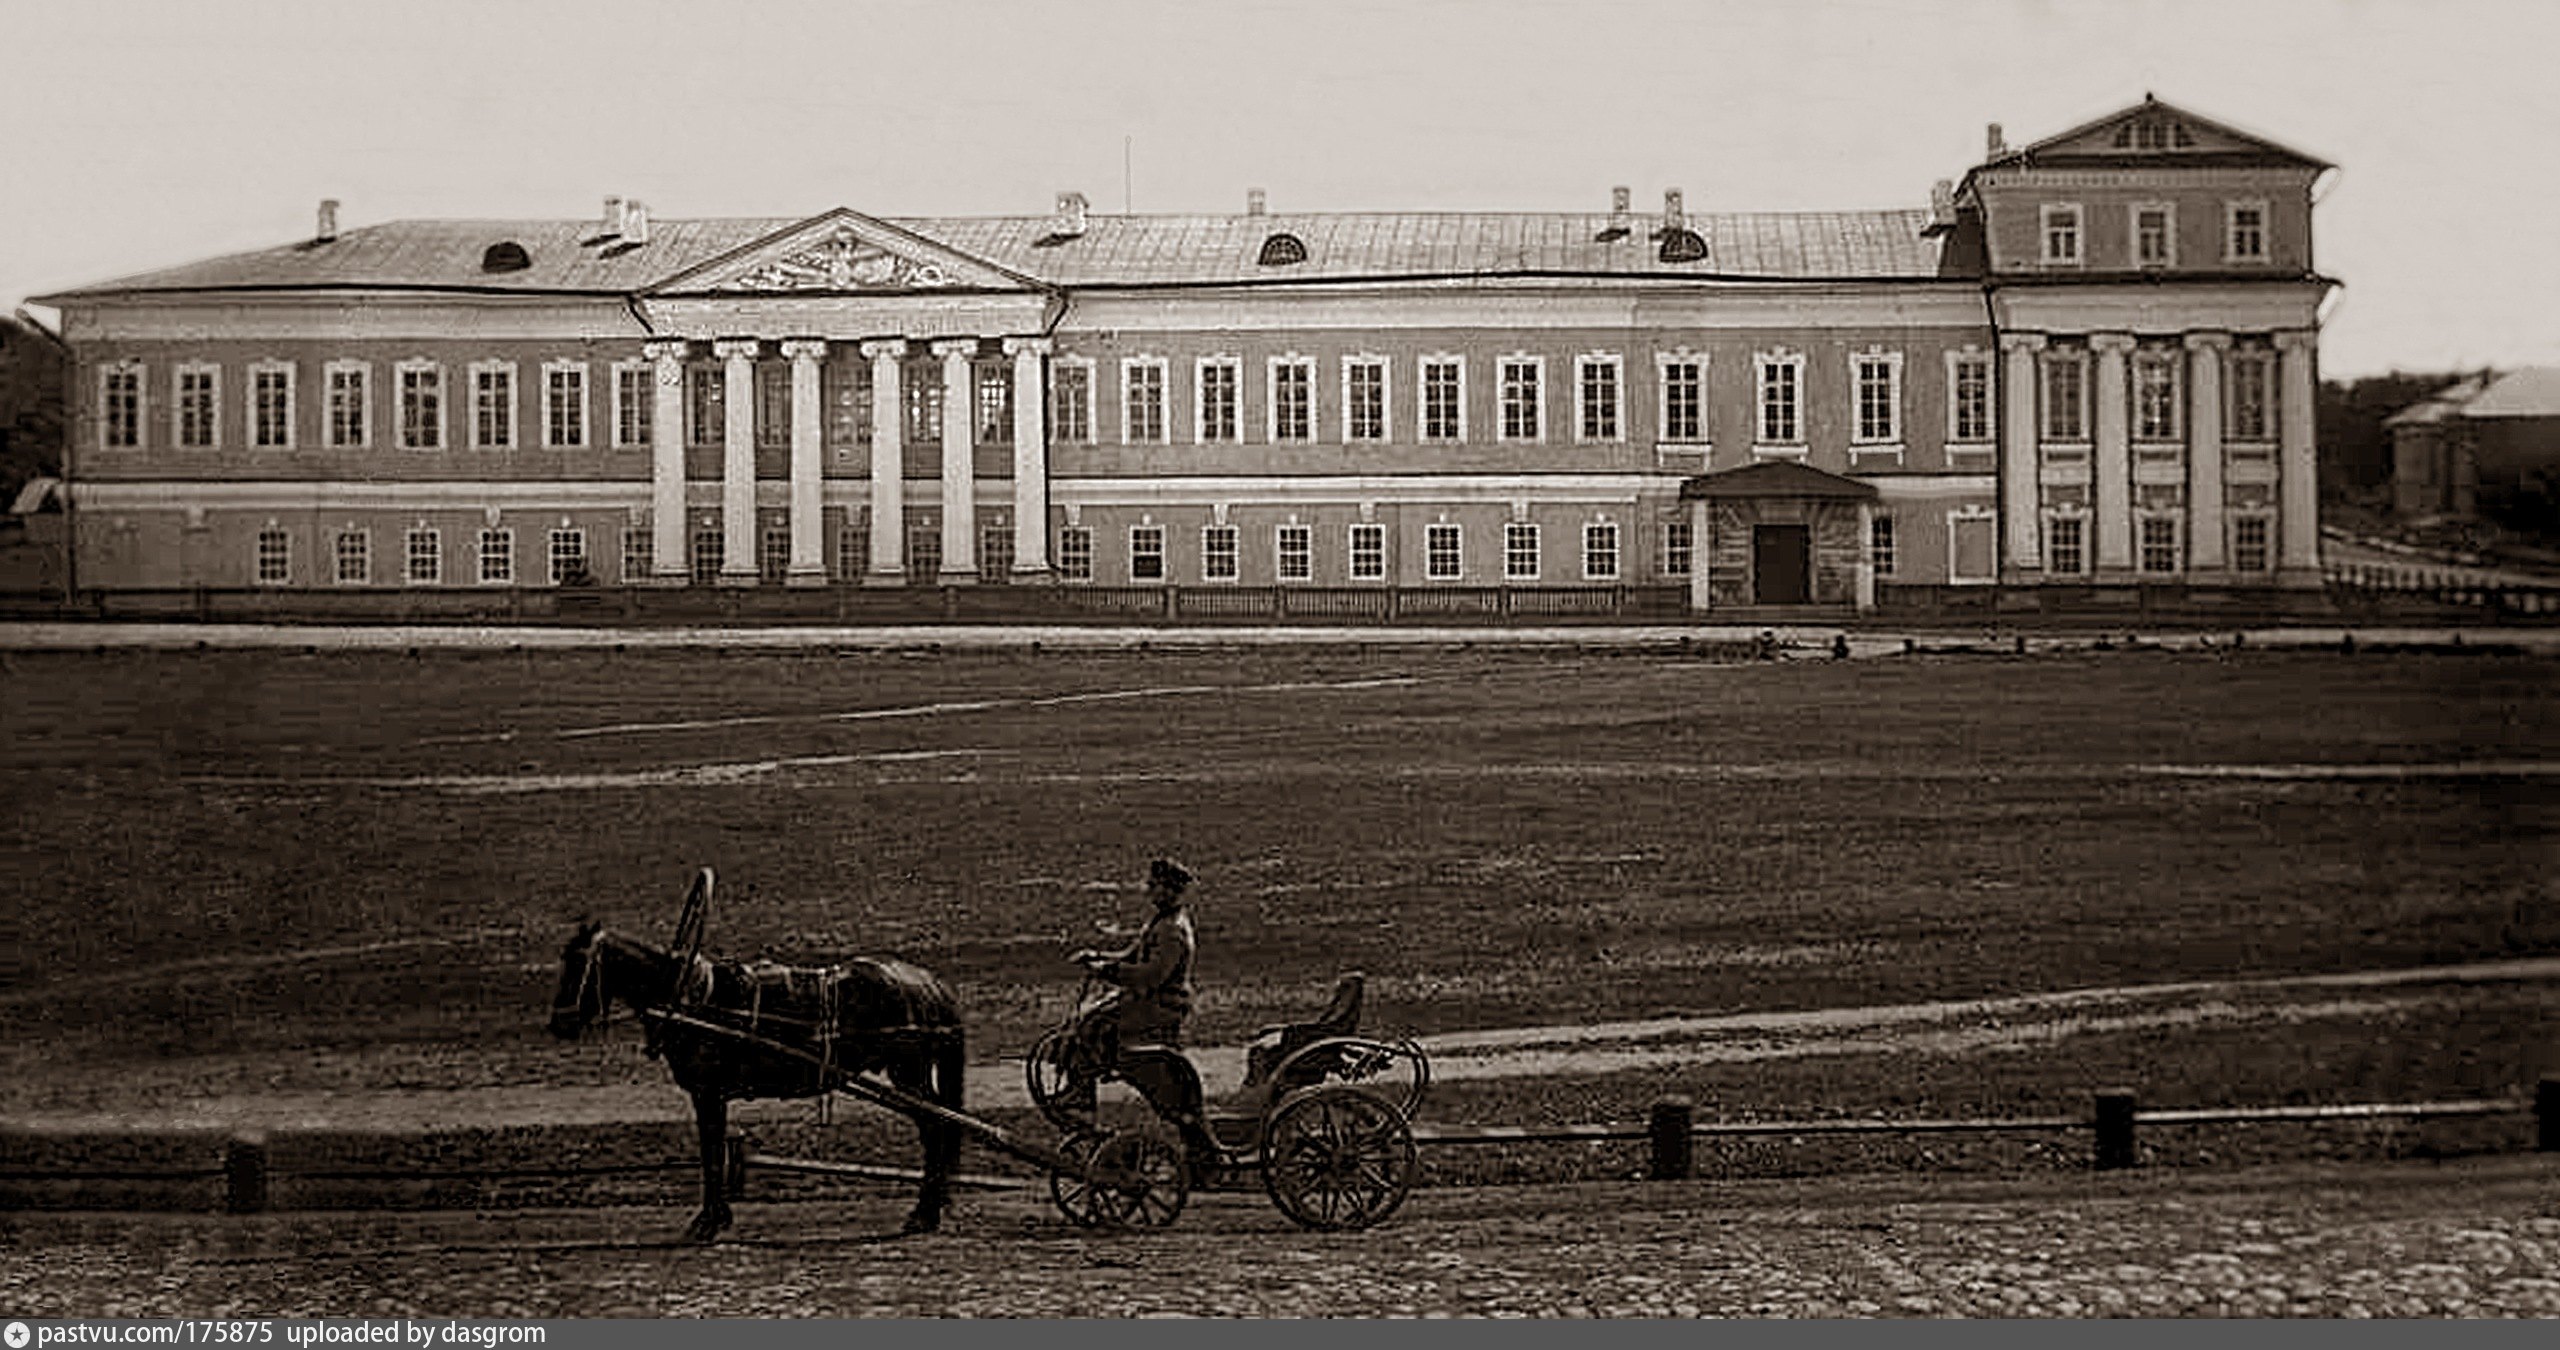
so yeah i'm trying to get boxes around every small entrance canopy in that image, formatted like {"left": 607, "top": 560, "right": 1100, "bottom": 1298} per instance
{"left": 1678, "top": 460, "right": 1878, "bottom": 502}
{"left": 1677, "top": 461, "right": 1880, "bottom": 612}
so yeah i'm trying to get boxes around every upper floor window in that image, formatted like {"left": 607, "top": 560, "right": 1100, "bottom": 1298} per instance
{"left": 2041, "top": 349, "right": 2088, "bottom": 442}
{"left": 2133, "top": 203, "right": 2175, "bottom": 267}
{"left": 2228, "top": 345, "right": 2276, "bottom": 442}
{"left": 175, "top": 363, "right": 219, "bottom": 449}
{"left": 251, "top": 362, "right": 294, "bottom": 449}
{"left": 1420, "top": 356, "right": 1464, "bottom": 443}
{"left": 754, "top": 362, "right": 790, "bottom": 450}
{"left": 976, "top": 361, "right": 1013, "bottom": 446}
{"left": 903, "top": 359, "right": 943, "bottom": 444}
{"left": 686, "top": 364, "right": 722, "bottom": 447}
{"left": 1852, "top": 352, "right": 1901, "bottom": 444}
{"left": 1756, "top": 352, "right": 1804, "bottom": 446}
{"left": 1583, "top": 520, "right": 1620, "bottom": 581}
{"left": 1948, "top": 351, "right": 1993, "bottom": 443}
{"left": 1050, "top": 359, "right": 1094, "bottom": 444}
{"left": 613, "top": 361, "right": 652, "bottom": 449}
{"left": 471, "top": 362, "right": 515, "bottom": 449}
{"left": 2226, "top": 201, "right": 2269, "bottom": 262}
{"left": 545, "top": 362, "right": 588, "bottom": 449}
{"left": 2040, "top": 203, "right": 2083, "bottom": 266}
{"left": 1498, "top": 357, "right": 1543, "bottom": 442}
{"left": 1344, "top": 357, "right": 1387, "bottom": 443}
{"left": 100, "top": 362, "right": 142, "bottom": 449}
{"left": 2133, "top": 349, "right": 2181, "bottom": 441}
{"left": 1659, "top": 355, "right": 1705, "bottom": 444}
{"left": 1577, "top": 354, "right": 1622, "bottom": 442}
{"left": 1121, "top": 358, "right": 1167, "bottom": 444}
{"left": 327, "top": 361, "right": 370, "bottom": 449}
{"left": 398, "top": 362, "right": 442, "bottom": 449}
{"left": 1270, "top": 357, "right": 1314, "bottom": 443}
{"left": 825, "top": 356, "right": 870, "bottom": 452}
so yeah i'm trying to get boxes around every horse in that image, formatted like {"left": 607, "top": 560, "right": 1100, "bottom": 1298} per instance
{"left": 547, "top": 921, "right": 967, "bottom": 1242}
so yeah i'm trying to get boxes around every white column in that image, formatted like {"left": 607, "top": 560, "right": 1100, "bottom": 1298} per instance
{"left": 2089, "top": 333, "right": 2135, "bottom": 577}
{"left": 780, "top": 339, "right": 828, "bottom": 587}
{"left": 2184, "top": 332, "right": 2229, "bottom": 574}
{"left": 1688, "top": 497, "right": 1712, "bottom": 612}
{"left": 713, "top": 339, "right": 759, "bottom": 585}
{"left": 1854, "top": 500, "right": 1877, "bottom": 611}
{"left": 932, "top": 339, "right": 979, "bottom": 582}
{"left": 2275, "top": 329, "right": 2322, "bottom": 585}
{"left": 1999, "top": 333, "right": 2045, "bottom": 576}
{"left": 644, "top": 340, "right": 691, "bottom": 584}
{"left": 860, "top": 339, "right": 907, "bottom": 585}
{"left": 1004, "top": 336, "right": 1053, "bottom": 581}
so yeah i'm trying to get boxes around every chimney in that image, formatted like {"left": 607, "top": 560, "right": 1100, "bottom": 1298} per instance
{"left": 1930, "top": 179, "right": 1955, "bottom": 225}
{"left": 1053, "top": 190, "right": 1089, "bottom": 238}
{"left": 1611, "top": 186, "right": 1631, "bottom": 231}
{"left": 315, "top": 199, "right": 339, "bottom": 244}
{"left": 623, "top": 200, "right": 650, "bottom": 245}
{"left": 1246, "top": 188, "right": 1266, "bottom": 217}
{"left": 1663, "top": 188, "right": 1685, "bottom": 230}
{"left": 602, "top": 196, "right": 624, "bottom": 238}
{"left": 1987, "top": 123, "right": 2007, "bottom": 158}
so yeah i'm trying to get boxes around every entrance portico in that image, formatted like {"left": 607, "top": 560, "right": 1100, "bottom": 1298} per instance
{"left": 1681, "top": 461, "right": 1880, "bottom": 614}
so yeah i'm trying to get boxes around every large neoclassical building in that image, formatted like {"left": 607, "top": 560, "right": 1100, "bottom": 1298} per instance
{"left": 37, "top": 97, "right": 2333, "bottom": 614}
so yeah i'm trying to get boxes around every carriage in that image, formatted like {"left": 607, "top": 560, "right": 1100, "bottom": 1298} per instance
{"left": 549, "top": 869, "right": 1431, "bottom": 1240}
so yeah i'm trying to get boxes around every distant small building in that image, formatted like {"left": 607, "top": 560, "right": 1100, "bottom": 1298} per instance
{"left": 2389, "top": 369, "right": 2560, "bottom": 521}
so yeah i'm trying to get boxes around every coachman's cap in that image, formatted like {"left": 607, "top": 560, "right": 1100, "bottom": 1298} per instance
{"left": 1149, "top": 857, "right": 1194, "bottom": 893}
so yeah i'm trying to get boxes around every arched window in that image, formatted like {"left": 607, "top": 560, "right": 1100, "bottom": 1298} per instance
{"left": 1257, "top": 232, "right": 1307, "bottom": 266}
{"left": 1656, "top": 228, "right": 1708, "bottom": 264}
{"left": 481, "top": 241, "right": 532, "bottom": 273}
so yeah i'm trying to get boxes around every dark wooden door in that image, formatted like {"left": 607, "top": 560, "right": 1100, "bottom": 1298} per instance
{"left": 1753, "top": 524, "right": 1811, "bottom": 604}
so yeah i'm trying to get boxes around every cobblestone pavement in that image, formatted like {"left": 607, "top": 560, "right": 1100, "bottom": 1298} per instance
{"left": 3, "top": 1159, "right": 2554, "bottom": 1318}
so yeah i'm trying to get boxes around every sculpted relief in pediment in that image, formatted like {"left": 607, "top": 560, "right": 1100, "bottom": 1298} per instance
{"left": 729, "top": 226, "right": 958, "bottom": 292}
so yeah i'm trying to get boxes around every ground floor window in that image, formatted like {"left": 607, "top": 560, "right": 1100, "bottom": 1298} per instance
{"left": 837, "top": 518, "right": 868, "bottom": 581}
{"left": 760, "top": 526, "right": 790, "bottom": 585}
{"left": 1870, "top": 515, "right": 1896, "bottom": 578}
{"left": 2046, "top": 515, "right": 2086, "bottom": 576}
{"left": 980, "top": 523, "right": 1013, "bottom": 580}
{"left": 690, "top": 525, "right": 722, "bottom": 585}
{"left": 1276, "top": 524, "right": 1312, "bottom": 581}
{"left": 1583, "top": 521, "right": 1619, "bottom": 581}
{"left": 1201, "top": 524, "right": 1238, "bottom": 582}
{"left": 1504, "top": 522, "right": 1540, "bottom": 581}
{"left": 1349, "top": 524, "right": 1386, "bottom": 580}
{"left": 547, "top": 529, "right": 587, "bottom": 585}
{"left": 2232, "top": 515, "right": 2272, "bottom": 573}
{"left": 906, "top": 523, "right": 941, "bottom": 583}
{"left": 406, "top": 528, "right": 441, "bottom": 585}
{"left": 623, "top": 526, "right": 652, "bottom": 583}
{"left": 2139, "top": 516, "right": 2181, "bottom": 575}
{"left": 1661, "top": 520, "right": 1692, "bottom": 577}
{"left": 1058, "top": 525, "right": 1094, "bottom": 581}
{"left": 255, "top": 529, "right": 290, "bottom": 586}
{"left": 1425, "top": 523, "right": 1462, "bottom": 581}
{"left": 1129, "top": 525, "right": 1166, "bottom": 582}
{"left": 479, "top": 529, "right": 514, "bottom": 585}
{"left": 334, "top": 530, "right": 369, "bottom": 586}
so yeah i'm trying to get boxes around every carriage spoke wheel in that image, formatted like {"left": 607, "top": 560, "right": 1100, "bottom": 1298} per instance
{"left": 1262, "top": 1085, "right": 1417, "bottom": 1232}
{"left": 1025, "top": 1029, "right": 1096, "bottom": 1134}
{"left": 1051, "top": 1128, "right": 1188, "bottom": 1230}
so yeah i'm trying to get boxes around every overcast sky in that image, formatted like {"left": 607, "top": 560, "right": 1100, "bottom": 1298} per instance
{"left": 6, "top": 0, "right": 2555, "bottom": 378}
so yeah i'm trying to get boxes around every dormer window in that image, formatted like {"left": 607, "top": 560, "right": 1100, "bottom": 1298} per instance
{"left": 2114, "top": 117, "right": 2193, "bottom": 151}
{"left": 2040, "top": 204, "right": 2083, "bottom": 266}
{"left": 1257, "top": 232, "right": 1307, "bottom": 266}
{"left": 480, "top": 241, "right": 532, "bottom": 273}
{"left": 1656, "top": 228, "right": 1708, "bottom": 264}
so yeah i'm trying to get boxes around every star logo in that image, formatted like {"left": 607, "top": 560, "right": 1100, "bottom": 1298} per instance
{"left": 6, "top": 1321, "right": 32, "bottom": 1348}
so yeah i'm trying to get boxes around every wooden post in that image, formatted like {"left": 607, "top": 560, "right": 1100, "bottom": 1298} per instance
{"left": 1648, "top": 1096, "right": 1694, "bottom": 1181}
{"left": 224, "top": 1132, "right": 269, "bottom": 1214}
{"left": 2538, "top": 1077, "right": 2558, "bottom": 1154}
{"left": 2094, "top": 1089, "right": 2137, "bottom": 1170}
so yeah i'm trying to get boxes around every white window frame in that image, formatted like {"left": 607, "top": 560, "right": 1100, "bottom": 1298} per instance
{"left": 548, "top": 527, "right": 587, "bottom": 585}
{"left": 1268, "top": 354, "right": 1315, "bottom": 444}
{"left": 1582, "top": 519, "right": 1620, "bottom": 582}
{"left": 1870, "top": 513, "right": 1897, "bottom": 579}
{"left": 2044, "top": 510, "right": 2089, "bottom": 577}
{"left": 397, "top": 359, "right": 445, "bottom": 450}
{"left": 2138, "top": 514, "right": 2182, "bottom": 575}
{"left": 1057, "top": 524, "right": 1094, "bottom": 582}
{"left": 249, "top": 359, "right": 295, "bottom": 450}
{"left": 1275, "top": 523, "right": 1313, "bottom": 582}
{"left": 1120, "top": 356, "right": 1168, "bottom": 445}
{"left": 624, "top": 523, "right": 655, "bottom": 583}
{"left": 1947, "top": 505, "right": 1999, "bottom": 586}
{"left": 1128, "top": 523, "right": 1166, "bottom": 582}
{"left": 99, "top": 359, "right": 144, "bottom": 450}
{"left": 174, "top": 361, "right": 220, "bottom": 450}
{"left": 2224, "top": 199, "right": 2270, "bottom": 264}
{"left": 1754, "top": 350, "right": 1806, "bottom": 452}
{"left": 1850, "top": 349, "right": 1903, "bottom": 447}
{"left": 2131, "top": 201, "right": 2177, "bottom": 268}
{"left": 1194, "top": 356, "right": 1240, "bottom": 444}
{"left": 2227, "top": 346, "right": 2277, "bottom": 444}
{"left": 1051, "top": 356, "right": 1096, "bottom": 445}
{"left": 1496, "top": 354, "right": 1544, "bottom": 444}
{"left": 1424, "top": 522, "right": 1463, "bottom": 581}
{"left": 1342, "top": 355, "right": 1389, "bottom": 444}
{"left": 1946, "top": 348, "right": 1994, "bottom": 445}
{"left": 1503, "top": 520, "right": 1541, "bottom": 582}
{"left": 478, "top": 527, "right": 515, "bottom": 586}
{"left": 1200, "top": 523, "right": 1240, "bottom": 583}
{"left": 1660, "top": 518, "right": 1694, "bottom": 577}
{"left": 1419, "top": 354, "right": 1466, "bottom": 444}
{"left": 325, "top": 359, "right": 371, "bottom": 450}
{"left": 253, "top": 526, "right": 289, "bottom": 586}
{"left": 2231, "top": 513, "right": 2275, "bottom": 573}
{"left": 470, "top": 360, "right": 518, "bottom": 450}
{"left": 2040, "top": 203, "right": 2084, "bottom": 267}
{"left": 2132, "top": 348, "right": 2182, "bottom": 443}
{"left": 404, "top": 526, "right": 442, "bottom": 586}
{"left": 2041, "top": 349, "right": 2090, "bottom": 444}
{"left": 543, "top": 360, "right": 589, "bottom": 449}
{"left": 333, "top": 528, "right": 370, "bottom": 586}
{"left": 612, "top": 360, "right": 652, "bottom": 449}
{"left": 1348, "top": 522, "right": 1387, "bottom": 580}
{"left": 1657, "top": 351, "right": 1707, "bottom": 446}
{"left": 1575, "top": 353, "right": 1624, "bottom": 444}
{"left": 759, "top": 524, "right": 791, "bottom": 584}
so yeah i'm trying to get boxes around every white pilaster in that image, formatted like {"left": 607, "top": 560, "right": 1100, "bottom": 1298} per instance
{"left": 2090, "top": 333, "right": 2135, "bottom": 577}
{"left": 714, "top": 339, "right": 759, "bottom": 585}
{"left": 1004, "top": 336, "right": 1053, "bottom": 581}
{"left": 1854, "top": 500, "right": 1877, "bottom": 611}
{"left": 933, "top": 339, "right": 979, "bottom": 582}
{"left": 1688, "top": 497, "right": 1712, "bottom": 612}
{"left": 1998, "top": 332, "right": 2045, "bottom": 576}
{"left": 643, "top": 340, "right": 689, "bottom": 584}
{"left": 860, "top": 339, "right": 907, "bottom": 585}
{"left": 781, "top": 339, "right": 828, "bottom": 586}
{"left": 2275, "top": 329, "right": 2322, "bottom": 585}
{"left": 2185, "top": 332, "right": 2230, "bottom": 574}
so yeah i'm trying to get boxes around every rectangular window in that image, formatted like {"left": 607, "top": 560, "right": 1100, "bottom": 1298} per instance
{"left": 2046, "top": 515, "right": 2086, "bottom": 576}
{"left": 1578, "top": 355, "right": 1621, "bottom": 442}
{"left": 2134, "top": 204, "right": 2174, "bottom": 266}
{"left": 976, "top": 364, "right": 1012, "bottom": 446}
{"left": 2134, "top": 351, "right": 2181, "bottom": 441}
{"left": 759, "top": 526, "right": 790, "bottom": 585}
{"left": 334, "top": 530, "right": 368, "bottom": 585}
{"left": 400, "top": 364, "right": 443, "bottom": 449}
{"left": 904, "top": 361, "right": 943, "bottom": 445}
{"left": 2228, "top": 348, "right": 2275, "bottom": 442}
{"left": 255, "top": 528, "right": 289, "bottom": 585}
{"left": 1853, "top": 354, "right": 1900, "bottom": 444}
{"left": 328, "top": 363, "right": 370, "bottom": 449}
{"left": 176, "top": 365, "right": 218, "bottom": 448}
{"left": 905, "top": 523, "right": 940, "bottom": 583}
{"left": 1122, "top": 359, "right": 1165, "bottom": 444}
{"left": 1871, "top": 514, "right": 1897, "bottom": 578}
{"left": 1583, "top": 521, "right": 1620, "bottom": 581}
{"left": 1129, "top": 524, "right": 1166, "bottom": 582}
{"left": 1659, "top": 357, "right": 1704, "bottom": 443}
{"left": 1425, "top": 523, "right": 1462, "bottom": 580}
{"left": 755, "top": 364, "right": 790, "bottom": 450}
{"left": 548, "top": 529, "right": 587, "bottom": 585}
{"left": 102, "top": 365, "right": 141, "bottom": 448}
{"left": 546, "top": 364, "right": 587, "bottom": 449}
{"left": 826, "top": 357, "right": 871, "bottom": 453}
{"left": 1344, "top": 358, "right": 1387, "bottom": 443}
{"left": 1196, "top": 358, "right": 1239, "bottom": 443}
{"left": 2232, "top": 515, "right": 2272, "bottom": 572}
{"left": 472, "top": 364, "right": 514, "bottom": 449}
{"left": 687, "top": 365, "right": 722, "bottom": 447}
{"left": 405, "top": 527, "right": 441, "bottom": 585}
{"left": 2042, "top": 351, "right": 2087, "bottom": 441}
{"left": 2140, "top": 516, "right": 2181, "bottom": 574}
{"left": 1051, "top": 361, "right": 1093, "bottom": 444}
{"left": 1057, "top": 525, "right": 1094, "bottom": 581}
{"left": 1950, "top": 352, "right": 1993, "bottom": 442}
{"left": 1349, "top": 523, "right": 1386, "bottom": 580}
{"left": 691, "top": 523, "right": 723, "bottom": 585}
{"left": 1276, "top": 524, "right": 1312, "bottom": 581}
{"left": 979, "top": 522, "right": 1013, "bottom": 579}
{"left": 1757, "top": 355, "right": 1802, "bottom": 445}
{"left": 1504, "top": 521, "right": 1541, "bottom": 581}
{"left": 1270, "top": 358, "right": 1313, "bottom": 443}
{"left": 835, "top": 517, "right": 866, "bottom": 581}
{"left": 1201, "top": 524, "right": 1239, "bottom": 581}
{"left": 252, "top": 365, "right": 293, "bottom": 449}
{"left": 2041, "top": 203, "right": 2083, "bottom": 265}
{"left": 1498, "top": 357, "right": 1541, "bottom": 442}
{"left": 1661, "top": 519, "right": 1693, "bottom": 577}
{"left": 614, "top": 363, "right": 652, "bottom": 448}
{"left": 1420, "top": 357, "right": 1464, "bottom": 443}
{"left": 624, "top": 525, "right": 654, "bottom": 582}
{"left": 478, "top": 528, "right": 514, "bottom": 584}
{"left": 2227, "top": 202, "right": 2268, "bottom": 262}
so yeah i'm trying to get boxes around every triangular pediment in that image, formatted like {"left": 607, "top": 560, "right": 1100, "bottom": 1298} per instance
{"left": 647, "top": 209, "right": 1039, "bottom": 295}
{"left": 2006, "top": 97, "right": 2331, "bottom": 169}
{"left": 1679, "top": 460, "right": 1878, "bottom": 501}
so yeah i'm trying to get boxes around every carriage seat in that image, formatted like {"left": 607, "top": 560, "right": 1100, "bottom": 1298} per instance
{"left": 1240, "top": 972, "right": 1364, "bottom": 1091}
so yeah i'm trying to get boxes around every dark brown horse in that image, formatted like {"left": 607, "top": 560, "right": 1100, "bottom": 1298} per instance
{"left": 547, "top": 921, "right": 967, "bottom": 1242}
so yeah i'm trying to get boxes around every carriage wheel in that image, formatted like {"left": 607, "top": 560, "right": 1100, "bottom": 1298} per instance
{"left": 1262, "top": 1085, "right": 1417, "bottom": 1232}
{"left": 1051, "top": 1128, "right": 1188, "bottom": 1230}
{"left": 1025, "top": 1028, "right": 1095, "bottom": 1133}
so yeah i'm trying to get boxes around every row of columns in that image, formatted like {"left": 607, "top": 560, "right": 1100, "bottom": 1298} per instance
{"left": 1998, "top": 328, "right": 2319, "bottom": 584}
{"left": 642, "top": 335, "right": 1053, "bottom": 587}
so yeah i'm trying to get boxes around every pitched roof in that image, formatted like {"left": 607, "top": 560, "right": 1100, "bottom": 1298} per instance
{"left": 2461, "top": 368, "right": 2560, "bottom": 419}
{"left": 1679, "top": 460, "right": 1879, "bottom": 500}
{"left": 2383, "top": 375, "right": 2493, "bottom": 428}
{"left": 36, "top": 208, "right": 1948, "bottom": 301}
{"left": 1988, "top": 95, "right": 2331, "bottom": 172}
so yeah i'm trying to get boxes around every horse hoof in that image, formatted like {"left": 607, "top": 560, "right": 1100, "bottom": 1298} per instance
{"left": 682, "top": 1211, "right": 730, "bottom": 1244}
{"left": 899, "top": 1211, "right": 943, "bottom": 1237}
